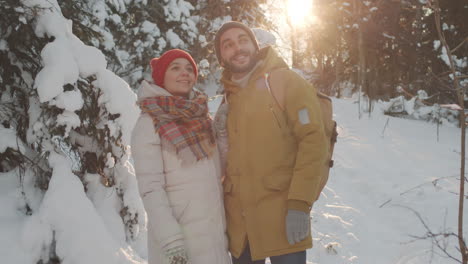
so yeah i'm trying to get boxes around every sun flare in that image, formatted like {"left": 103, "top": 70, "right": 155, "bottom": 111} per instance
{"left": 287, "top": 0, "right": 314, "bottom": 27}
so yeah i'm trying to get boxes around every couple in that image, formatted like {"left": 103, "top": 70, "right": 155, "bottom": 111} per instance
{"left": 131, "top": 21, "right": 328, "bottom": 264}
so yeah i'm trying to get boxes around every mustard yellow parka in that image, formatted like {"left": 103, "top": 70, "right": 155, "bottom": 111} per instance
{"left": 221, "top": 46, "right": 328, "bottom": 260}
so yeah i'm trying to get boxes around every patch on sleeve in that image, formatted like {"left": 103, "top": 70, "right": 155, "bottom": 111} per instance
{"left": 298, "top": 108, "right": 310, "bottom": 125}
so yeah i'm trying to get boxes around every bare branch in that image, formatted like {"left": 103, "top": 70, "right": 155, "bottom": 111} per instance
{"left": 399, "top": 175, "right": 458, "bottom": 196}
{"left": 455, "top": 75, "right": 468, "bottom": 80}
{"left": 451, "top": 37, "right": 468, "bottom": 54}
{"left": 396, "top": 204, "right": 463, "bottom": 263}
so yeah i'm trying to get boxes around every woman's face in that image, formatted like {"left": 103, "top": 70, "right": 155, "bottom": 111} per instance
{"left": 163, "top": 58, "right": 196, "bottom": 97}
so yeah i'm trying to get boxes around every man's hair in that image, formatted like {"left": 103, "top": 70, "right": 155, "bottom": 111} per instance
{"left": 214, "top": 21, "right": 260, "bottom": 64}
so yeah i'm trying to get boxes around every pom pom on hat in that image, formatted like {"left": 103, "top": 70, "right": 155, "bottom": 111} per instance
{"left": 150, "top": 49, "right": 198, "bottom": 88}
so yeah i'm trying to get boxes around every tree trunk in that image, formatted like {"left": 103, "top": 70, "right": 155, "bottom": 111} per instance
{"left": 433, "top": 1, "right": 467, "bottom": 263}
{"left": 288, "top": 18, "right": 300, "bottom": 68}
{"left": 355, "top": 0, "right": 366, "bottom": 118}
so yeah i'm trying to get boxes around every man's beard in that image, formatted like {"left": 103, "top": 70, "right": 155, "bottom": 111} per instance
{"left": 222, "top": 50, "right": 258, "bottom": 74}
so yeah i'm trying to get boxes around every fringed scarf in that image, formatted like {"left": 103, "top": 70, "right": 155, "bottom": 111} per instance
{"left": 138, "top": 91, "right": 215, "bottom": 165}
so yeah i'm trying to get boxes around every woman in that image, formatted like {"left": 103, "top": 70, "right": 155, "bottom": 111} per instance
{"left": 131, "top": 49, "right": 231, "bottom": 264}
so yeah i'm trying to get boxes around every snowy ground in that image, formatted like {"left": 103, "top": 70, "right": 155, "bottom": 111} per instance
{"left": 1, "top": 97, "right": 466, "bottom": 264}
{"left": 308, "top": 97, "right": 465, "bottom": 264}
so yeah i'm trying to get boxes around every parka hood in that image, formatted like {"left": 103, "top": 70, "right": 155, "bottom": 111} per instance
{"left": 137, "top": 80, "right": 196, "bottom": 102}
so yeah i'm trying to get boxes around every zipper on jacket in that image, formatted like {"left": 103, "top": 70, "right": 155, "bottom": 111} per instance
{"left": 270, "top": 105, "right": 282, "bottom": 128}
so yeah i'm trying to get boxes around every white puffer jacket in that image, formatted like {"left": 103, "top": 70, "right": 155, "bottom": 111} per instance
{"left": 131, "top": 81, "right": 231, "bottom": 264}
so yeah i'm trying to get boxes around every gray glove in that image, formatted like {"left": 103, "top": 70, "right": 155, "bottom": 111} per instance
{"left": 286, "top": 209, "right": 311, "bottom": 245}
{"left": 164, "top": 245, "right": 190, "bottom": 264}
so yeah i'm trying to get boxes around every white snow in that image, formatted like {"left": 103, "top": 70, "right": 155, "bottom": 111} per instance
{"left": 6, "top": 3, "right": 146, "bottom": 264}
{"left": 3, "top": 97, "right": 467, "bottom": 263}
{"left": 383, "top": 33, "right": 396, "bottom": 39}
{"left": 70, "top": 35, "right": 108, "bottom": 75}
{"left": 441, "top": 104, "right": 462, "bottom": 111}
{"left": 93, "top": 69, "right": 140, "bottom": 145}
{"left": 4, "top": 1, "right": 466, "bottom": 264}
{"left": 163, "top": 0, "right": 194, "bottom": 22}
{"left": 443, "top": 23, "right": 449, "bottom": 31}
{"left": 306, "top": 98, "right": 465, "bottom": 264}
{"left": 0, "top": 169, "right": 37, "bottom": 264}
{"left": 140, "top": 21, "right": 160, "bottom": 35}
{"left": 26, "top": 0, "right": 138, "bottom": 145}
{"left": 110, "top": 14, "right": 122, "bottom": 24}
{"left": 198, "top": 34, "right": 208, "bottom": 47}
{"left": 34, "top": 38, "right": 80, "bottom": 102}
{"left": 253, "top": 28, "right": 277, "bottom": 48}
{"left": 21, "top": 153, "right": 143, "bottom": 264}
{"left": 166, "top": 29, "right": 184, "bottom": 48}
{"left": 49, "top": 90, "right": 84, "bottom": 112}
{"left": 0, "top": 125, "right": 24, "bottom": 153}
{"left": 211, "top": 16, "right": 233, "bottom": 32}
{"left": 108, "top": 0, "right": 127, "bottom": 13}
{"left": 440, "top": 47, "right": 451, "bottom": 67}
{"left": 56, "top": 111, "right": 81, "bottom": 137}
{"left": 437, "top": 44, "right": 467, "bottom": 69}
{"left": 0, "top": 39, "right": 8, "bottom": 50}
{"left": 34, "top": 12, "right": 71, "bottom": 39}
{"left": 157, "top": 37, "right": 167, "bottom": 50}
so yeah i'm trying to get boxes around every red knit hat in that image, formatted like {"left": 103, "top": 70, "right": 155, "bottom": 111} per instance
{"left": 150, "top": 49, "right": 198, "bottom": 88}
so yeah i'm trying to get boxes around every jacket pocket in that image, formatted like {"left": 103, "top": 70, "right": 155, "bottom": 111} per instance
{"left": 263, "top": 174, "right": 291, "bottom": 192}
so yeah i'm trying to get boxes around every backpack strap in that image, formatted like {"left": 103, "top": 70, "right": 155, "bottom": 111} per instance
{"left": 264, "top": 72, "right": 284, "bottom": 111}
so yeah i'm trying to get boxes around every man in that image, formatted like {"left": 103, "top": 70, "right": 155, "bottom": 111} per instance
{"left": 213, "top": 21, "right": 328, "bottom": 264}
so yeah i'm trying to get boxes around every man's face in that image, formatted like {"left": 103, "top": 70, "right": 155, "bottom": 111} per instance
{"left": 219, "top": 28, "right": 258, "bottom": 74}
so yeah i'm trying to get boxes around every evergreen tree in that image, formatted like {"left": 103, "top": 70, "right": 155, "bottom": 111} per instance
{"left": 61, "top": 0, "right": 200, "bottom": 89}
{"left": 59, "top": 0, "right": 270, "bottom": 94}
{"left": 301, "top": 0, "right": 467, "bottom": 104}
{"left": 1, "top": 0, "right": 145, "bottom": 262}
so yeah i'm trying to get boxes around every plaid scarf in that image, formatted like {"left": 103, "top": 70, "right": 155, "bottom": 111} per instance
{"left": 138, "top": 91, "right": 215, "bottom": 163}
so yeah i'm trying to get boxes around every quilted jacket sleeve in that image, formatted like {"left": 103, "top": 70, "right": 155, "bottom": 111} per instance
{"left": 283, "top": 70, "right": 328, "bottom": 209}
{"left": 131, "top": 114, "right": 184, "bottom": 250}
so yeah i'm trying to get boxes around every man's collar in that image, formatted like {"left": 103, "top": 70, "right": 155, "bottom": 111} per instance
{"left": 230, "top": 60, "right": 264, "bottom": 89}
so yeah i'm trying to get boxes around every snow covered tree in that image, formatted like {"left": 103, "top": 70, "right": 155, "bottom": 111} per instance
{"left": 295, "top": 0, "right": 465, "bottom": 105}
{"left": 299, "top": 0, "right": 354, "bottom": 95}
{"left": 44, "top": 0, "right": 270, "bottom": 95}
{"left": 1, "top": 0, "right": 146, "bottom": 263}
{"left": 421, "top": 0, "right": 467, "bottom": 103}
{"left": 57, "top": 0, "right": 200, "bottom": 90}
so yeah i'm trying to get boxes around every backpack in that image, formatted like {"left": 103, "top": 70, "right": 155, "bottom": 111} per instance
{"left": 264, "top": 72, "right": 338, "bottom": 201}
